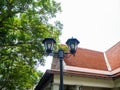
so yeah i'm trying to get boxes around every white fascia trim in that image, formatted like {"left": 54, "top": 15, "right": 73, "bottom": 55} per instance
{"left": 103, "top": 52, "right": 112, "bottom": 71}
{"left": 65, "top": 65, "right": 112, "bottom": 75}
{"left": 110, "top": 67, "right": 120, "bottom": 75}
{"left": 65, "top": 65, "right": 120, "bottom": 76}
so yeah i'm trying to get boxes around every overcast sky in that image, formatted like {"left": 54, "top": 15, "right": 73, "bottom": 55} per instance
{"left": 39, "top": 0, "right": 120, "bottom": 72}
{"left": 58, "top": 0, "right": 120, "bottom": 51}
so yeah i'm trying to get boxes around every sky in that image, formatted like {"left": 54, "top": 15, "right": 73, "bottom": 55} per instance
{"left": 39, "top": 0, "right": 120, "bottom": 72}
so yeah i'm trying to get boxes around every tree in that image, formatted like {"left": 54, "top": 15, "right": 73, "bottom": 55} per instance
{"left": 0, "top": 0, "right": 62, "bottom": 89}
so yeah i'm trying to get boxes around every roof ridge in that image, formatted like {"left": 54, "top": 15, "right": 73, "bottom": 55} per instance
{"left": 103, "top": 52, "right": 112, "bottom": 71}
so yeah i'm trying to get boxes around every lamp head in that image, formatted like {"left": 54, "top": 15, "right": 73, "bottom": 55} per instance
{"left": 66, "top": 38, "right": 80, "bottom": 54}
{"left": 42, "top": 38, "right": 56, "bottom": 54}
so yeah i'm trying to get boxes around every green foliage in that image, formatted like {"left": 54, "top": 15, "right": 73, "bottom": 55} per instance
{"left": 59, "top": 44, "right": 69, "bottom": 52}
{"left": 0, "top": 0, "right": 62, "bottom": 89}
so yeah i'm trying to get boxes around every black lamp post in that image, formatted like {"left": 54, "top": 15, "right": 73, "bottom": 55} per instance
{"left": 42, "top": 37, "right": 79, "bottom": 90}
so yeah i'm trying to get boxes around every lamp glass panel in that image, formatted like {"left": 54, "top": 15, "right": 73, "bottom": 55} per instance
{"left": 47, "top": 42, "right": 52, "bottom": 50}
{"left": 70, "top": 43, "right": 75, "bottom": 50}
{"left": 44, "top": 41, "right": 52, "bottom": 51}
{"left": 75, "top": 42, "right": 78, "bottom": 49}
{"left": 44, "top": 42, "right": 48, "bottom": 50}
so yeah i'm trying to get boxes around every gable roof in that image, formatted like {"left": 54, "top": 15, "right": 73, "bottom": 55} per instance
{"left": 64, "top": 41, "right": 120, "bottom": 72}
{"left": 51, "top": 41, "right": 120, "bottom": 78}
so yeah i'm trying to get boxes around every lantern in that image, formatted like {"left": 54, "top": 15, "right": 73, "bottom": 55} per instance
{"left": 42, "top": 38, "right": 56, "bottom": 54}
{"left": 66, "top": 38, "right": 80, "bottom": 54}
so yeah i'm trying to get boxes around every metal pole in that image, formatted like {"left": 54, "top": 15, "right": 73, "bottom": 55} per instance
{"left": 59, "top": 58, "right": 63, "bottom": 90}
{"left": 58, "top": 49, "right": 64, "bottom": 90}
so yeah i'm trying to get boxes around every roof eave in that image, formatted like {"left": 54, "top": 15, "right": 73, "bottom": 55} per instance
{"left": 35, "top": 70, "right": 54, "bottom": 90}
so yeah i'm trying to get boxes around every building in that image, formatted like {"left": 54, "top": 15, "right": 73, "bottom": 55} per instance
{"left": 35, "top": 41, "right": 120, "bottom": 90}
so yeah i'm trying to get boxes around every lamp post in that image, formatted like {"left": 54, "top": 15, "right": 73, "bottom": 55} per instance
{"left": 42, "top": 37, "right": 79, "bottom": 90}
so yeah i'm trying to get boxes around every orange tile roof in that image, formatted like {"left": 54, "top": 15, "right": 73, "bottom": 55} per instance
{"left": 64, "top": 48, "right": 108, "bottom": 71}
{"left": 51, "top": 41, "right": 120, "bottom": 78}
{"left": 106, "top": 41, "right": 120, "bottom": 70}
